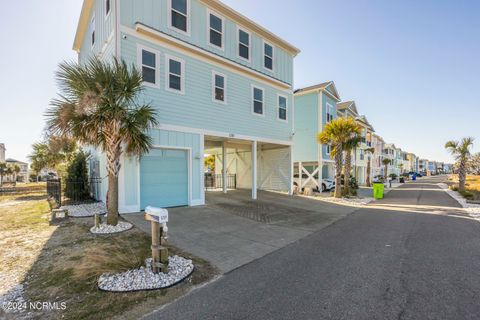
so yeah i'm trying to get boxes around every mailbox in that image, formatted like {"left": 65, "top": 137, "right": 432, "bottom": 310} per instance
{"left": 145, "top": 206, "right": 168, "bottom": 224}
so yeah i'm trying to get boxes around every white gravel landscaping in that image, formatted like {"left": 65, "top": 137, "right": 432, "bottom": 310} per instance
{"left": 60, "top": 202, "right": 106, "bottom": 217}
{"left": 98, "top": 256, "right": 194, "bottom": 292}
{"left": 90, "top": 221, "right": 133, "bottom": 234}
{"left": 438, "top": 183, "right": 480, "bottom": 218}
{"left": 315, "top": 196, "right": 374, "bottom": 207}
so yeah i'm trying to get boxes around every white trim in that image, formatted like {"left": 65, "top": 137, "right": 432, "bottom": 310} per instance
{"left": 277, "top": 93, "right": 288, "bottom": 123}
{"left": 211, "top": 70, "right": 227, "bottom": 104}
{"left": 237, "top": 26, "right": 251, "bottom": 63}
{"left": 136, "top": 44, "right": 161, "bottom": 88}
{"left": 167, "top": 0, "right": 191, "bottom": 37}
{"left": 262, "top": 40, "right": 274, "bottom": 72}
{"left": 156, "top": 123, "right": 293, "bottom": 146}
{"left": 104, "top": 0, "right": 111, "bottom": 20}
{"left": 252, "top": 141, "right": 257, "bottom": 199}
{"left": 126, "top": 25, "right": 292, "bottom": 91}
{"left": 199, "top": 133, "right": 205, "bottom": 205}
{"left": 165, "top": 53, "right": 186, "bottom": 94}
{"left": 207, "top": 9, "right": 224, "bottom": 51}
{"left": 251, "top": 85, "right": 265, "bottom": 117}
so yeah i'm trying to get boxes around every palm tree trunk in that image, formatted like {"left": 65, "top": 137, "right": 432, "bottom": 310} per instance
{"left": 334, "top": 143, "right": 343, "bottom": 198}
{"left": 344, "top": 150, "right": 352, "bottom": 196}
{"left": 459, "top": 157, "right": 467, "bottom": 192}
{"left": 384, "top": 164, "right": 388, "bottom": 180}
{"left": 106, "top": 143, "right": 122, "bottom": 226}
{"left": 366, "top": 159, "right": 371, "bottom": 187}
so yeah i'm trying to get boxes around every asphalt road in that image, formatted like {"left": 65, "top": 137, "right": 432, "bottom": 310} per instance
{"left": 147, "top": 176, "right": 480, "bottom": 320}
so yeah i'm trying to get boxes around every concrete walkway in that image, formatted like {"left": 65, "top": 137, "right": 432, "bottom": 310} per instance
{"left": 123, "top": 190, "right": 357, "bottom": 273}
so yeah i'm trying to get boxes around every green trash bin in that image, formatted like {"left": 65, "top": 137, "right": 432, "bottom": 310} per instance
{"left": 373, "top": 183, "right": 384, "bottom": 199}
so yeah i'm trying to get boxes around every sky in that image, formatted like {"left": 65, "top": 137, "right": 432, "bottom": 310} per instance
{"left": 0, "top": 0, "right": 479, "bottom": 163}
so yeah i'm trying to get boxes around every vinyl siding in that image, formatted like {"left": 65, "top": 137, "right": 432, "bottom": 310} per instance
{"left": 321, "top": 93, "right": 337, "bottom": 159}
{"left": 293, "top": 92, "right": 318, "bottom": 162}
{"left": 121, "top": 34, "right": 293, "bottom": 142}
{"left": 119, "top": 0, "right": 293, "bottom": 85}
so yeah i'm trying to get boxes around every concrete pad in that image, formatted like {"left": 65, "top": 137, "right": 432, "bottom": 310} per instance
{"left": 123, "top": 190, "right": 357, "bottom": 273}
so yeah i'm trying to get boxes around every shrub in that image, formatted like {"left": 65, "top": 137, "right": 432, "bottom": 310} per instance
{"left": 64, "top": 151, "right": 90, "bottom": 201}
{"left": 389, "top": 173, "right": 398, "bottom": 180}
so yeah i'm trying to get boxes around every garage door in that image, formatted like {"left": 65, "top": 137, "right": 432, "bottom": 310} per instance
{"left": 140, "top": 149, "right": 188, "bottom": 210}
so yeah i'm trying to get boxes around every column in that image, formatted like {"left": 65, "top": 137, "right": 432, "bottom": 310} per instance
{"left": 252, "top": 141, "right": 257, "bottom": 200}
{"left": 222, "top": 142, "right": 227, "bottom": 194}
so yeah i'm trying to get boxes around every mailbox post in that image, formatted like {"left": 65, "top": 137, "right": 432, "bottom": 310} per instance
{"left": 144, "top": 206, "right": 169, "bottom": 274}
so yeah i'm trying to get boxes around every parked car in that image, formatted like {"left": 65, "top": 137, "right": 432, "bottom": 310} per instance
{"left": 293, "top": 174, "right": 335, "bottom": 192}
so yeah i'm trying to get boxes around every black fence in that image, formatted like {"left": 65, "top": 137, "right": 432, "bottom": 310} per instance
{"left": 46, "top": 177, "right": 103, "bottom": 206}
{"left": 205, "top": 173, "right": 236, "bottom": 190}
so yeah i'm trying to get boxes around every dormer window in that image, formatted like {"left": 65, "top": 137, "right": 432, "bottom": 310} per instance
{"left": 170, "top": 0, "right": 189, "bottom": 34}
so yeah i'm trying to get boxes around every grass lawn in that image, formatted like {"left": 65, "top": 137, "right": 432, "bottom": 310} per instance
{"left": 0, "top": 186, "right": 219, "bottom": 320}
{"left": 448, "top": 175, "right": 480, "bottom": 200}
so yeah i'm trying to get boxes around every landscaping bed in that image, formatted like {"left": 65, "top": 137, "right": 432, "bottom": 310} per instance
{"left": 0, "top": 189, "right": 219, "bottom": 320}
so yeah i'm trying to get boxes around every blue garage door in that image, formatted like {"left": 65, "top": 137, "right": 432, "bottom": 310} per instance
{"left": 140, "top": 149, "right": 188, "bottom": 210}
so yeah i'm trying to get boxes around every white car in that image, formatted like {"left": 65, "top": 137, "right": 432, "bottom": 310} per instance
{"left": 293, "top": 175, "right": 335, "bottom": 192}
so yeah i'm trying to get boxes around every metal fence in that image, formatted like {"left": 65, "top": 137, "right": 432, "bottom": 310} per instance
{"left": 46, "top": 177, "right": 103, "bottom": 206}
{"left": 205, "top": 173, "right": 236, "bottom": 190}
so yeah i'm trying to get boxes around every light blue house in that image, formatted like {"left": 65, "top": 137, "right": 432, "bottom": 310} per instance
{"left": 73, "top": 0, "right": 300, "bottom": 213}
{"left": 293, "top": 82, "right": 341, "bottom": 191}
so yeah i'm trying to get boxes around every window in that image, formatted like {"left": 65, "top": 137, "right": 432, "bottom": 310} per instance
{"left": 278, "top": 95, "right": 287, "bottom": 121}
{"left": 212, "top": 71, "right": 226, "bottom": 103}
{"left": 166, "top": 55, "right": 185, "bottom": 93}
{"left": 252, "top": 86, "right": 264, "bottom": 115}
{"left": 91, "top": 14, "right": 95, "bottom": 47}
{"left": 264, "top": 42, "right": 273, "bottom": 70}
{"left": 360, "top": 149, "right": 365, "bottom": 161}
{"left": 238, "top": 29, "right": 250, "bottom": 61}
{"left": 208, "top": 12, "right": 223, "bottom": 48}
{"left": 170, "top": 0, "right": 189, "bottom": 34}
{"left": 137, "top": 45, "right": 159, "bottom": 87}
{"left": 326, "top": 103, "right": 335, "bottom": 122}
{"left": 105, "top": 0, "right": 111, "bottom": 16}
{"left": 326, "top": 145, "right": 331, "bottom": 155}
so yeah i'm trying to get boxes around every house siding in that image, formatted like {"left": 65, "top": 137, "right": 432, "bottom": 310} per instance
{"left": 121, "top": 34, "right": 293, "bottom": 142}
{"left": 321, "top": 93, "right": 337, "bottom": 159}
{"left": 293, "top": 92, "right": 318, "bottom": 162}
{"left": 119, "top": 0, "right": 293, "bottom": 85}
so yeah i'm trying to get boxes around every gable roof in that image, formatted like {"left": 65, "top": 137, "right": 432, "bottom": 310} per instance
{"left": 73, "top": 0, "right": 301, "bottom": 56}
{"left": 356, "top": 115, "right": 375, "bottom": 132}
{"left": 336, "top": 101, "right": 359, "bottom": 116}
{"left": 6, "top": 158, "right": 27, "bottom": 165}
{"left": 294, "top": 81, "right": 341, "bottom": 101}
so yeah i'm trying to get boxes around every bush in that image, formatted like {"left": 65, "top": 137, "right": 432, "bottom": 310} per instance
{"left": 459, "top": 190, "right": 474, "bottom": 200}
{"left": 64, "top": 151, "right": 90, "bottom": 201}
{"left": 389, "top": 173, "right": 398, "bottom": 180}
{"left": 340, "top": 174, "right": 358, "bottom": 193}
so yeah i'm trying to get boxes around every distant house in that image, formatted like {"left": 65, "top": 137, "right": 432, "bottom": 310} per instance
{"left": 293, "top": 81, "right": 341, "bottom": 191}
{"left": 5, "top": 158, "right": 29, "bottom": 182}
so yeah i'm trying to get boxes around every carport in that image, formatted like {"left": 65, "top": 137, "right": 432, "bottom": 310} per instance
{"left": 204, "top": 135, "right": 293, "bottom": 199}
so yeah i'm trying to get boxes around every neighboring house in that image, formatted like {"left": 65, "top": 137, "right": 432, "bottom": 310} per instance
{"left": 371, "top": 134, "right": 385, "bottom": 178}
{"left": 427, "top": 161, "right": 437, "bottom": 175}
{"left": 418, "top": 159, "right": 428, "bottom": 175}
{"left": 74, "top": 0, "right": 300, "bottom": 212}
{"left": 0, "top": 144, "right": 5, "bottom": 163}
{"left": 293, "top": 81, "right": 341, "bottom": 190}
{"left": 5, "top": 158, "right": 29, "bottom": 183}
{"left": 383, "top": 143, "right": 400, "bottom": 177}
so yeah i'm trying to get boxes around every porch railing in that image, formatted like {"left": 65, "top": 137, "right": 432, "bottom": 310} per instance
{"left": 205, "top": 173, "right": 236, "bottom": 190}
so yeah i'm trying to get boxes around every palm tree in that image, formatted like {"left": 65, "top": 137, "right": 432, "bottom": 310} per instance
{"left": 343, "top": 136, "right": 362, "bottom": 195}
{"left": 11, "top": 164, "right": 20, "bottom": 183}
{"left": 365, "top": 147, "right": 375, "bottom": 187}
{"left": 382, "top": 158, "right": 391, "bottom": 180}
{"left": 46, "top": 58, "right": 158, "bottom": 226}
{"left": 445, "top": 137, "right": 474, "bottom": 192}
{"left": 318, "top": 117, "right": 361, "bottom": 198}
{"left": 0, "top": 162, "right": 6, "bottom": 186}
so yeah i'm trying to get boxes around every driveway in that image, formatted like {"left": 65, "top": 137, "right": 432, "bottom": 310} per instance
{"left": 147, "top": 176, "right": 480, "bottom": 320}
{"left": 123, "top": 189, "right": 357, "bottom": 273}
